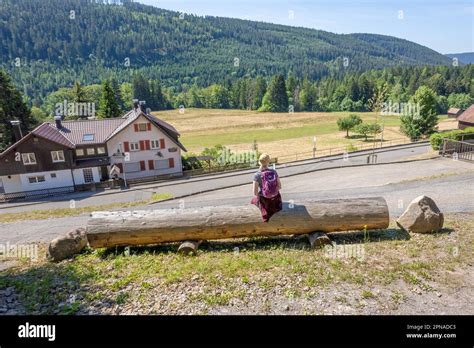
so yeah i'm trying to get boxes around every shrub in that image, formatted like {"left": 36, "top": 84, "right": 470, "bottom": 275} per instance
{"left": 429, "top": 128, "right": 474, "bottom": 150}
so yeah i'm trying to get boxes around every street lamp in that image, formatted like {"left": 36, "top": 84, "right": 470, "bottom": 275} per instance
{"left": 10, "top": 120, "right": 23, "bottom": 138}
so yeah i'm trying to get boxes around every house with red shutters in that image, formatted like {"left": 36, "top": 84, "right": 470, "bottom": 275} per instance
{"left": 0, "top": 102, "right": 186, "bottom": 200}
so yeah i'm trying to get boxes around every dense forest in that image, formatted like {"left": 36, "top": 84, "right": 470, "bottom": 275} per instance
{"left": 0, "top": 0, "right": 453, "bottom": 105}
{"left": 33, "top": 64, "right": 473, "bottom": 120}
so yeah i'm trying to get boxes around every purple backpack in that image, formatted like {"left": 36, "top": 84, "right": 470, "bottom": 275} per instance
{"left": 261, "top": 169, "right": 279, "bottom": 198}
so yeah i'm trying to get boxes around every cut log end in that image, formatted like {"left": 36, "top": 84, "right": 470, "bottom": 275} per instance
{"left": 307, "top": 232, "right": 332, "bottom": 249}
{"left": 177, "top": 240, "right": 202, "bottom": 255}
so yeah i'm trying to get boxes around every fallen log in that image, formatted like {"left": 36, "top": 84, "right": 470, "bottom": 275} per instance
{"left": 86, "top": 197, "right": 389, "bottom": 248}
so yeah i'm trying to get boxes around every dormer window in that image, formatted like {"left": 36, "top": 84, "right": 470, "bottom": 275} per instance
{"left": 83, "top": 134, "right": 94, "bottom": 141}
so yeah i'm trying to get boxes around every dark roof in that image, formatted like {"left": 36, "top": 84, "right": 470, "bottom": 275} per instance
{"left": 458, "top": 104, "right": 474, "bottom": 124}
{"left": 0, "top": 108, "right": 186, "bottom": 157}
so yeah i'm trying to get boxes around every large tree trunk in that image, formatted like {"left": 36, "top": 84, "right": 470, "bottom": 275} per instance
{"left": 86, "top": 197, "right": 389, "bottom": 248}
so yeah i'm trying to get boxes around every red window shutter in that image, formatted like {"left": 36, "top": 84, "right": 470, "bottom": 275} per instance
{"left": 123, "top": 142, "right": 130, "bottom": 152}
{"left": 160, "top": 139, "right": 165, "bottom": 149}
{"left": 134, "top": 124, "right": 139, "bottom": 132}
{"left": 140, "top": 160, "right": 146, "bottom": 171}
{"left": 139, "top": 140, "right": 145, "bottom": 151}
{"left": 148, "top": 160, "right": 154, "bottom": 170}
{"left": 168, "top": 158, "right": 175, "bottom": 168}
{"left": 145, "top": 140, "right": 150, "bottom": 150}
{"left": 147, "top": 123, "right": 151, "bottom": 131}
{"left": 116, "top": 163, "right": 123, "bottom": 173}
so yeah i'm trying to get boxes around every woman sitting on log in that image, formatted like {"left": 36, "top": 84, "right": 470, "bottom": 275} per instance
{"left": 251, "top": 153, "right": 282, "bottom": 222}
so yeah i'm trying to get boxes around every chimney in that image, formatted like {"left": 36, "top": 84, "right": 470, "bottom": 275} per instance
{"left": 10, "top": 120, "right": 23, "bottom": 142}
{"left": 146, "top": 107, "right": 151, "bottom": 115}
{"left": 139, "top": 100, "right": 146, "bottom": 113}
{"left": 54, "top": 115, "right": 62, "bottom": 129}
{"left": 140, "top": 100, "right": 146, "bottom": 114}
{"left": 133, "top": 99, "right": 139, "bottom": 110}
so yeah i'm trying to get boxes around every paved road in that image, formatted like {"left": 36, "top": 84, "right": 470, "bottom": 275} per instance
{"left": 0, "top": 142, "right": 432, "bottom": 213}
{"left": 1, "top": 156, "right": 472, "bottom": 245}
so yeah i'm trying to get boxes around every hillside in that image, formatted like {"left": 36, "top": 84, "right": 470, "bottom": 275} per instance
{"left": 0, "top": 0, "right": 451, "bottom": 103}
{"left": 446, "top": 52, "right": 474, "bottom": 64}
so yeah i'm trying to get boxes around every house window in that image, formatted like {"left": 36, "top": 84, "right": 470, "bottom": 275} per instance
{"left": 87, "top": 148, "right": 95, "bottom": 155}
{"left": 138, "top": 123, "right": 148, "bottom": 131}
{"left": 28, "top": 176, "right": 46, "bottom": 184}
{"left": 97, "top": 147, "right": 106, "bottom": 154}
{"left": 129, "top": 142, "right": 140, "bottom": 151}
{"left": 124, "top": 162, "right": 140, "bottom": 172}
{"left": 51, "top": 150, "right": 65, "bottom": 163}
{"left": 76, "top": 149, "right": 84, "bottom": 156}
{"left": 83, "top": 168, "right": 94, "bottom": 183}
{"left": 151, "top": 140, "right": 160, "bottom": 149}
{"left": 22, "top": 153, "right": 37, "bottom": 165}
{"left": 51, "top": 173, "right": 57, "bottom": 178}
{"left": 83, "top": 134, "right": 94, "bottom": 141}
{"left": 155, "top": 159, "right": 169, "bottom": 170}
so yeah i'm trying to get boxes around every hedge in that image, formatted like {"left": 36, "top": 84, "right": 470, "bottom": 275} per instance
{"left": 429, "top": 126, "right": 474, "bottom": 150}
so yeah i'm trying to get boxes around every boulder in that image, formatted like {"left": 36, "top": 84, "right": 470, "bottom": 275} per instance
{"left": 396, "top": 196, "right": 444, "bottom": 233}
{"left": 48, "top": 228, "right": 88, "bottom": 262}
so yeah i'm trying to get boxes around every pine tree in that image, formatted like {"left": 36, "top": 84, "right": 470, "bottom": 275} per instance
{"left": 259, "top": 75, "right": 288, "bottom": 112}
{"left": 98, "top": 80, "right": 121, "bottom": 118}
{"left": 0, "top": 69, "right": 35, "bottom": 150}
{"left": 132, "top": 73, "right": 151, "bottom": 104}
{"left": 71, "top": 81, "right": 87, "bottom": 103}
{"left": 251, "top": 76, "right": 266, "bottom": 110}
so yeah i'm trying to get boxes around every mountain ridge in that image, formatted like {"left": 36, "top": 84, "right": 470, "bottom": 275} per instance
{"left": 0, "top": 0, "right": 453, "bottom": 103}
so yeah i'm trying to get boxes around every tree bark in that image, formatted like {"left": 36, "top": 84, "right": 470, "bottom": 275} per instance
{"left": 177, "top": 240, "right": 202, "bottom": 255}
{"left": 86, "top": 197, "right": 389, "bottom": 248}
{"left": 307, "top": 232, "right": 332, "bottom": 249}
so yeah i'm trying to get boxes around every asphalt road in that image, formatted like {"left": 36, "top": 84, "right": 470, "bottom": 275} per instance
{"left": 0, "top": 156, "right": 472, "bottom": 245}
{"left": 0, "top": 142, "right": 432, "bottom": 213}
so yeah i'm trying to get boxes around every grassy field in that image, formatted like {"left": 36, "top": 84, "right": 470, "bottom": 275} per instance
{"left": 154, "top": 109, "right": 453, "bottom": 160}
{"left": 0, "top": 213, "right": 472, "bottom": 315}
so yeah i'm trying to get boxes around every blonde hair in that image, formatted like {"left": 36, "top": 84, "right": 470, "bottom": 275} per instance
{"left": 259, "top": 153, "right": 271, "bottom": 167}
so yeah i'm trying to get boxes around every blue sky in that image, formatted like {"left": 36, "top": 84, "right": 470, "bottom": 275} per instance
{"left": 137, "top": 0, "right": 473, "bottom": 54}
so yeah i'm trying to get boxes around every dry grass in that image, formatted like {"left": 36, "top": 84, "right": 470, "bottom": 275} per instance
{"left": 1, "top": 213, "right": 472, "bottom": 314}
{"left": 154, "top": 109, "right": 451, "bottom": 160}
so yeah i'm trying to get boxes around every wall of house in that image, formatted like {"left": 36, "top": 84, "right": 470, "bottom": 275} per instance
{"left": 106, "top": 115, "right": 183, "bottom": 180}
{"left": 0, "top": 175, "right": 23, "bottom": 193}
{"left": 72, "top": 167, "right": 101, "bottom": 185}
{"left": 0, "top": 170, "right": 74, "bottom": 194}
{"left": 0, "top": 135, "right": 74, "bottom": 176}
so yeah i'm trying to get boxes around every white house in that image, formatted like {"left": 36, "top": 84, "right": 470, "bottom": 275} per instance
{"left": 0, "top": 103, "right": 186, "bottom": 199}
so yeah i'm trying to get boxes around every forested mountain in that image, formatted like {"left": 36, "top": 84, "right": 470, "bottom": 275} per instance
{"left": 446, "top": 53, "right": 474, "bottom": 65}
{"left": 0, "top": 0, "right": 452, "bottom": 105}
